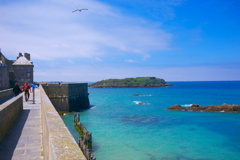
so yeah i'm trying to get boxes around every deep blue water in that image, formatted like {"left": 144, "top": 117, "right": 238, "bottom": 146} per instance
{"left": 62, "top": 81, "right": 240, "bottom": 160}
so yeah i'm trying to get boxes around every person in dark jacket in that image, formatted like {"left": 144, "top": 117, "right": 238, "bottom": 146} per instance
{"left": 12, "top": 83, "right": 22, "bottom": 96}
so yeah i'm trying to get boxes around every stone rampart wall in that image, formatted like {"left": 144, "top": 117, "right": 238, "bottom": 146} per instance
{"left": 0, "top": 93, "right": 23, "bottom": 143}
{"left": 40, "top": 85, "right": 87, "bottom": 160}
{"left": 0, "top": 88, "right": 14, "bottom": 102}
{"left": 41, "top": 83, "right": 90, "bottom": 112}
{"left": 41, "top": 83, "right": 69, "bottom": 112}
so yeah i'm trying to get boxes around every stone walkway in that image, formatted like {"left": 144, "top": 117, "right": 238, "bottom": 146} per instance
{"left": 0, "top": 89, "right": 43, "bottom": 160}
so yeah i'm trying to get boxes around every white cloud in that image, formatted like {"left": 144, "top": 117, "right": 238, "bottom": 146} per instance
{"left": 125, "top": 59, "right": 136, "bottom": 63}
{"left": 68, "top": 60, "right": 75, "bottom": 64}
{"left": 0, "top": 0, "right": 172, "bottom": 61}
{"left": 93, "top": 57, "right": 103, "bottom": 62}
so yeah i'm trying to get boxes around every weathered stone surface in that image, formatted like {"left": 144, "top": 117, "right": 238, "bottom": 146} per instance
{"left": 40, "top": 86, "right": 87, "bottom": 160}
{"left": 0, "top": 89, "right": 14, "bottom": 102}
{"left": 167, "top": 103, "right": 240, "bottom": 112}
{"left": 167, "top": 104, "right": 187, "bottom": 111}
{"left": 40, "top": 83, "right": 90, "bottom": 112}
{"left": 0, "top": 93, "right": 23, "bottom": 143}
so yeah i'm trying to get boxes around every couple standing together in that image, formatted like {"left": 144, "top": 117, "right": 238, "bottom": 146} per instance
{"left": 12, "top": 82, "right": 31, "bottom": 101}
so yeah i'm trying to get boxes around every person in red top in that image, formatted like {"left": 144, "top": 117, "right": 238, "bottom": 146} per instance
{"left": 22, "top": 82, "right": 31, "bottom": 101}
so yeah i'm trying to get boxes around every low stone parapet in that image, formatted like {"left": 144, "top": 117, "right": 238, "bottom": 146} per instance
{"left": 0, "top": 88, "right": 14, "bottom": 103}
{"left": 40, "top": 85, "right": 87, "bottom": 160}
{"left": 0, "top": 93, "right": 23, "bottom": 143}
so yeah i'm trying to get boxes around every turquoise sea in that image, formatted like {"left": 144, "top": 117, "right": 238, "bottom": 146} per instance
{"left": 62, "top": 81, "right": 240, "bottom": 160}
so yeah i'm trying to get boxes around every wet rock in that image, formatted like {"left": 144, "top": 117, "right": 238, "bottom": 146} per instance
{"left": 133, "top": 94, "right": 151, "bottom": 96}
{"left": 188, "top": 104, "right": 202, "bottom": 111}
{"left": 138, "top": 102, "right": 148, "bottom": 105}
{"left": 191, "top": 104, "right": 200, "bottom": 107}
{"left": 168, "top": 103, "right": 240, "bottom": 112}
{"left": 167, "top": 104, "right": 187, "bottom": 111}
{"left": 204, "top": 104, "right": 240, "bottom": 112}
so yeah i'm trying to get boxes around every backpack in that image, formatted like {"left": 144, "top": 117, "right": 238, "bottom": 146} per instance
{"left": 24, "top": 86, "right": 29, "bottom": 92}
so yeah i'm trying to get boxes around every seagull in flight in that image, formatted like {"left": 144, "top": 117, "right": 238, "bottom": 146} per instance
{"left": 72, "top": 9, "right": 88, "bottom": 13}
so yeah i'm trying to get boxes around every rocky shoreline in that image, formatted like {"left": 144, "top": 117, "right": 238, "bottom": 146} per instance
{"left": 167, "top": 103, "right": 240, "bottom": 112}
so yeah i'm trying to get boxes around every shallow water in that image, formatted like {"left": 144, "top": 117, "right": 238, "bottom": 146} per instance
{"left": 62, "top": 81, "right": 240, "bottom": 160}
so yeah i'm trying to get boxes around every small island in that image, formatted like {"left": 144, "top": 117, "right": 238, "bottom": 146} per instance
{"left": 88, "top": 77, "right": 172, "bottom": 88}
{"left": 167, "top": 104, "right": 240, "bottom": 112}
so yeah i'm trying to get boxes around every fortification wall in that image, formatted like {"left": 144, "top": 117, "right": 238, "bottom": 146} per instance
{"left": 0, "top": 94, "right": 23, "bottom": 143}
{"left": 41, "top": 83, "right": 69, "bottom": 112}
{"left": 0, "top": 88, "right": 14, "bottom": 103}
{"left": 40, "top": 85, "right": 87, "bottom": 160}
{"left": 41, "top": 83, "right": 90, "bottom": 112}
{"left": 68, "top": 83, "right": 90, "bottom": 111}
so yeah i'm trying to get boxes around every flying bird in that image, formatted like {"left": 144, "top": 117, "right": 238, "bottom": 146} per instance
{"left": 72, "top": 9, "right": 88, "bottom": 13}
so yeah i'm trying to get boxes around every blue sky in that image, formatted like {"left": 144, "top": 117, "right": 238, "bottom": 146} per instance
{"left": 0, "top": 0, "right": 239, "bottom": 82}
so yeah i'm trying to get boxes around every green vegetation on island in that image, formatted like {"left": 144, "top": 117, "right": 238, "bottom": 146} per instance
{"left": 88, "top": 77, "right": 172, "bottom": 88}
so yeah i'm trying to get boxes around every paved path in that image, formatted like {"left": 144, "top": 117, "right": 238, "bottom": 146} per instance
{"left": 0, "top": 89, "right": 43, "bottom": 160}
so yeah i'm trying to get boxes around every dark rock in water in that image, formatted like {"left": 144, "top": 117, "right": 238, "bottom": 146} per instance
{"left": 167, "top": 104, "right": 186, "bottom": 111}
{"left": 133, "top": 94, "right": 142, "bottom": 96}
{"left": 188, "top": 104, "right": 202, "bottom": 111}
{"left": 167, "top": 103, "right": 240, "bottom": 112}
{"left": 133, "top": 94, "right": 151, "bottom": 96}
{"left": 190, "top": 104, "right": 200, "bottom": 108}
{"left": 204, "top": 104, "right": 240, "bottom": 112}
{"left": 138, "top": 102, "right": 148, "bottom": 105}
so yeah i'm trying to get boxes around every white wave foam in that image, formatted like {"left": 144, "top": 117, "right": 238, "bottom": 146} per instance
{"left": 133, "top": 101, "right": 141, "bottom": 104}
{"left": 90, "top": 106, "right": 97, "bottom": 109}
{"left": 133, "top": 101, "right": 148, "bottom": 105}
{"left": 181, "top": 104, "right": 193, "bottom": 107}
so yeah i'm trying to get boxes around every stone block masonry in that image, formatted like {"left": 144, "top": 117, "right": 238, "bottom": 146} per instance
{"left": 40, "top": 83, "right": 90, "bottom": 112}
{"left": 40, "top": 85, "right": 87, "bottom": 160}
{"left": 0, "top": 88, "right": 14, "bottom": 103}
{"left": 0, "top": 93, "right": 23, "bottom": 143}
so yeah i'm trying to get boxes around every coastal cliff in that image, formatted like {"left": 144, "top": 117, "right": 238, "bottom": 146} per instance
{"left": 88, "top": 77, "right": 172, "bottom": 88}
{"left": 167, "top": 104, "right": 240, "bottom": 112}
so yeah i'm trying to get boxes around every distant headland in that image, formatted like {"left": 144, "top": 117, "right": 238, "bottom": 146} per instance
{"left": 88, "top": 77, "right": 173, "bottom": 88}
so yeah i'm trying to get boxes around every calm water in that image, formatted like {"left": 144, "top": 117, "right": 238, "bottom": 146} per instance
{"left": 62, "top": 81, "right": 240, "bottom": 160}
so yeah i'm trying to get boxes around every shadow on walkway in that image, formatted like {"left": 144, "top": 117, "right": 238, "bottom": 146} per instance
{"left": 0, "top": 109, "right": 30, "bottom": 159}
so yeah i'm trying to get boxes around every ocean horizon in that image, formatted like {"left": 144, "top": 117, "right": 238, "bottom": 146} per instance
{"left": 62, "top": 81, "right": 240, "bottom": 160}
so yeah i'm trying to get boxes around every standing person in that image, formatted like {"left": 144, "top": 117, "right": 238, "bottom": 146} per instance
{"left": 22, "top": 82, "right": 31, "bottom": 101}
{"left": 12, "top": 83, "right": 22, "bottom": 96}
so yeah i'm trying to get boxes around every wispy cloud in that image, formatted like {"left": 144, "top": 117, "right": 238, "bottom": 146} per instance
{"left": 0, "top": 0, "right": 172, "bottom": 61}
{"left": 68, "top": 60, "right": 75, "bottom": 64}
{"left": 2, "top": 0, "right": 236, "bottom": 82}
{"left": 93, "top": 57, "right": 103, "bottom": 62}
{"left": 125, "top": 59, "right": 136, "bottom": 63}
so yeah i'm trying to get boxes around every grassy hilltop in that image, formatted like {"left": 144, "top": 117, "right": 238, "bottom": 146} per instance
{"left": 88, "top": 77, "right": 172, "bottom": 88}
